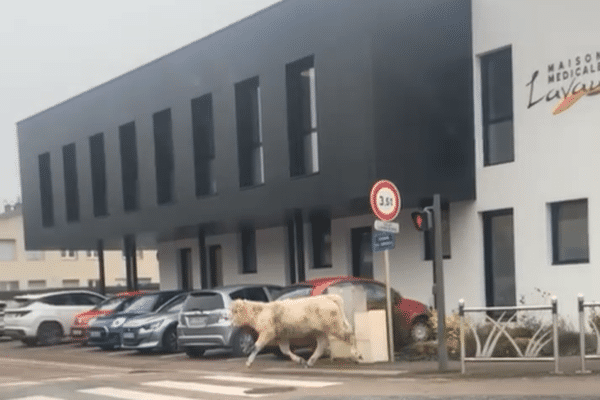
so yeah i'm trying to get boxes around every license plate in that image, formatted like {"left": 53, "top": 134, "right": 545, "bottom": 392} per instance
{"left": 72, "top": 329, "right": 83, "bottom": 336}
{"left": 123, "top": 332, "right": 135, "bottom": 339}
{"left": 188, "top": 316, "right": 207, "bottom": 327}
{"left": 90, "top": 331, "right": 101, "bottom": 338}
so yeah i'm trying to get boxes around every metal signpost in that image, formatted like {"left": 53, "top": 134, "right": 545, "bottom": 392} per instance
{"left": 370, "top": 180, "right": 401, "bottom": 363}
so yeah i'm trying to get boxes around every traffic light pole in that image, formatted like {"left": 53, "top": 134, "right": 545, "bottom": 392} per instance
{"left": 433, "top": 194, "right": 448, "bottom": 371}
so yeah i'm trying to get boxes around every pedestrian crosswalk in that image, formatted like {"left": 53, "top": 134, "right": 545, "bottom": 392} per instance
{"left": 6, "top": 374, "right": 343, "bottom": 400}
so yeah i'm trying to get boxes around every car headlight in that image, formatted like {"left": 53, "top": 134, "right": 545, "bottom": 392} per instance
{"left": 140, "top": 320, "right": 163, "bottom": 333}
{"left": 88, "top": 317, "right": 97, "bottom": 325}
{"left": 111, "top": 317, "right": 127, "bottom": 328}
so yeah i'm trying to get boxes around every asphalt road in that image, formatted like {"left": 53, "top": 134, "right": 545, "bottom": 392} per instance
{"left": 2, "top": 337, "right": 600, "bottom": 399}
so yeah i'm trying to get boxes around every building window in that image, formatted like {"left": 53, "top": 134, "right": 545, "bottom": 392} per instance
{"left": 38, "top": 152, "right": 54, "bottom": 227}
{"left": 483, "top": 209, "right": 516, "bottom": 308}
{"left": 481, "top": 47, "right": 514, "bottom": 166}
{"left": 26, "top": 251, "right": 44, "bottom": 261}
{"left": 153, "top": 108, "right": 175, "bottom": 204}
{"left": 287, "top": 55, "right": 319, "bottom": 176}
{"left": 60, "top": 249, "right": 77, "bottom": 260}
{"left": 0, "top": 240, "right": 16, "bottom": 261}
{"left": 241, "top": 227, "right": 257, "bottom": 274}
{"left": 88, "top": 279, "right": 98, "bottom": 288}
{"left": 551, "top": 199, "right": 589, "bottom": 264}
{"left": 191, "top": 94, "right": 216, "bottom": 196}
{"left": 119, "top": 122, "right": 140, "bottom": 212}
{"left": 137, "top": 250, "right": 144, "bottom": 259}
{"left": 86, "top": 250, "right": 98, "bottom": 259}
{"left": 235, "top": 77, "right": 264, "bottom": 188}
{"left": 89, "top": 132, "right": 108, "bottom": 217}
{"left": 62, "top": 143, "right": 80, "bottom": 222}
{"left": 310, "top": 214, "right": 332, "bottom": 269}
{"left": 62, "top": 279, "right": 79, "bottom": 288}
{"left": 424, "top": 206, "right": 451, "bottom": 260}
{"left": 28, "top": 280, "right": 46, "bottom": 289}
{"left": 0, "top": 281, "right": 19, "bottom": 291}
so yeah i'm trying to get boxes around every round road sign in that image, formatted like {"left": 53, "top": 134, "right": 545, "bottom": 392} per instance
{"left": 370, "top": 180, "right": 401, "bottom": 221}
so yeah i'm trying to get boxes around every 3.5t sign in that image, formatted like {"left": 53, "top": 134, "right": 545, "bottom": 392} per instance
{"left": 369, "top": 180, "right": 401, "bottom": 222}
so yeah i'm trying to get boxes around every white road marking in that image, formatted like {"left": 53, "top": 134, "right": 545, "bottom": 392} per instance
{"left": 264, "top": 367, "right": 408, "bottom": 376}
{"left": 42, "top": 377, "right": 83, "bottom": 383}
{"left": 8, "top": 396, "right": 64, "bottom": 400}
{"left": 2, "top": 358, "right": 131, "bottom": 373}
{"left": 207, "top": 374, "right": 341, "bottom": 388}
{"left": 106, "top": 350, "right": 138, "bottom": 356}
{"left": 79, "top": 387, "right": 202, "bottom": 400}
{"left": 143, "top": 380, "right": 265, "bottom": 397}
{"left": 0, "top": 381, "right": 40, "bottom": 387}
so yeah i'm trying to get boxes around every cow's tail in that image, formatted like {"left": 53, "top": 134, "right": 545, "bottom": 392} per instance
{"left": 329, "top": 294, "right": 353, "bottom": 336}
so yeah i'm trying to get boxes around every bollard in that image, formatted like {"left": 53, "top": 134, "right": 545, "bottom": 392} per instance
{"left": 551, "top": 296, "right": 561, "bottom": 374}
{"left": 459, "top": 299, "right": 465, "bottom": 374}
{"left": 577, "top": 294, "right": 591, "bottom": 373}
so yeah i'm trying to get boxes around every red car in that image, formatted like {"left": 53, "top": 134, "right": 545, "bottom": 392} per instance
{"left": 275, "top": 276, "right": 432, "bottom": 346}
{"left": 70, "top": 292, "right": 141, "bottom": 344}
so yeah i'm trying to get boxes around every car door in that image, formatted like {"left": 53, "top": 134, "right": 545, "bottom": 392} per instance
{"left": 42, "top": 294, "right": 74, "bottom": 332}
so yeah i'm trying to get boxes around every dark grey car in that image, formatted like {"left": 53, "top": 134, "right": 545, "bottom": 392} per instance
{"left": 177, "top": 284, "right": 282, "bottom": 358}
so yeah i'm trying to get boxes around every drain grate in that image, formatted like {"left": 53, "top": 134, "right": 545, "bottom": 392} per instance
{"left": 244, "top": 386, "right": 296, "bottom": 394}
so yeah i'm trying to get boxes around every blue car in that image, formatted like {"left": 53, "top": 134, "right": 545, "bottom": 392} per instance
{"left": 88, "top": 290, "right": 184, "bottom": 350}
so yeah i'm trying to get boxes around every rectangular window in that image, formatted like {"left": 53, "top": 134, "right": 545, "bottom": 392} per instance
{"left": 25, "top": 251, "right": 44, "bottom": 261}
{"left": 60, "top": 249, "right": 77, "bottom": 260}
{"left": 235, "top": 77, "right": 264, "bottom": 188}
{"left": 424, "top": 206, "right": 451, "bottom": 260}
{"left": 286, "top": 55, "right": 319, "bottom": 176}
{"left": 551, "top": 199, "right": 589, "bottom": 264}
{"left": 38, "top": 152, "right": 54, "bottom": 227}
{"left": 89, "top": 132, "right": 108, "bottom": 217}
{"left": 241, "top": 227, "right": 257, "bottom": 274}
{"left": 481, "top": 47, "right": 514, "bottom": 166}
{"left": 119, "top": 122, "right": 140, "bottom": 212}
{"left": 0, "top": 239, "right": 16, "bottom": 261}
{"left": 310, "top": 215, "right": 332, "bottom": 269}
{"left": 0, "top": 281, "right": 19, "bottom": 291}
{"left": 62, "top": 279, "right": 79, "bottom": 288}
{"left": 153, "top": 109, "right": 175, "bottom": 204}
{"left": 62, "top": 143, "right": 80, "bottom": 222}
{"left": 28, "top": 280, "right": 46, "bottom": 289}
{"left": 86, "top": 250, "right": 98, "bottom": 259}
{"left": 483, "top": 209, "right": 516, "bottom": 308}
{"left": 191, "top": 94, "right": 217, "bottom": 197}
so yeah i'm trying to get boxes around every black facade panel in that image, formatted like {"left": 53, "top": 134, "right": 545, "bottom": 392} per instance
{"left": 16, "top": 0, "right": 473, "bottom": 250}
{"left": 89, "top": 133, "right": 108, "bottom": 217}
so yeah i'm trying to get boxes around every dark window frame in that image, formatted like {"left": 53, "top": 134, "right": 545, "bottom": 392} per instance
{"left": 481, "top": 47, "right": 514, "bottom": 166}
{"left": 191, "top": 93, "right": 216, "bottom": 197}
{"left": 119, "top": 122, "right": 140, "bottom": 212}
{"left": 89, "top": 132, "right": 108, "bottom": 217}
{"left": 62, "top": 143, "right": 80, "bottom": 222}
{"left": 241, "top": 227, "right": 257, "bottom": 274}
{"left": 235, "top": 76, "right": 264, "bottom": 188}
{"left": 286, "top": 55, "right": 319, "bottom": 177}
{"left": 551, "top": 199, "right": 589, "bottom": 265}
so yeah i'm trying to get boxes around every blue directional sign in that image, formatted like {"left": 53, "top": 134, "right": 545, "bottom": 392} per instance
{"left": 372, "top": 230, "right": 395, "bottom": 252}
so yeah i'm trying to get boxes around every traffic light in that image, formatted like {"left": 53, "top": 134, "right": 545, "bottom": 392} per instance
{"left": 411, "top": 209, "right": 432, "bottom": 231}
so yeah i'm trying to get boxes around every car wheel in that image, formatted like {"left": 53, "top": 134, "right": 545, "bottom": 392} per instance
{"left": 161, "top": 326, "right": 178, "bottom": 353}
{"left": 37, "top": 322, "right": 63, "bottom": 346}
{"left": 185, "top": 347, "right": 205, "bottom": 358}
{"left": 231, "top": 329, "right": 255, "bottom": 357}
{"left": 411, "top": 320, "right": 431, "bottom": 342}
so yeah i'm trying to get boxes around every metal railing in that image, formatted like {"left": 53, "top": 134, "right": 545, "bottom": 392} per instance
{"left": 458, "top": 297, "right": 560, "bottom": 374}
{"left": 576, "top": 294, "right": 600, "bottom": 373}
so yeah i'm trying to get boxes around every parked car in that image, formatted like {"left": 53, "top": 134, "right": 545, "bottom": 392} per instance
{"left": 3, "top": 290, "right": 107, "bottom": 346}
{"left": 275, "top": 276, "right": 432, "bottom": 347}
{"left": 177, "top": 284, "right": 283, "bottom": 358}
{"left": 121, "top": 292, "right": 188, "bottom": 353}
{"left": 0, "top": 301, "right": 7, "bottom": 337}
{"left": 70, "top": 291, "right": 142, "bottom": 344}
{"left": 88, "top": 290, "right": 184, "bottom": 350}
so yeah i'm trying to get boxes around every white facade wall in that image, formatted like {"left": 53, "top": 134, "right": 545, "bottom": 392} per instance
{"left": 473, "top": 0, "right": 600, "bottom": 325}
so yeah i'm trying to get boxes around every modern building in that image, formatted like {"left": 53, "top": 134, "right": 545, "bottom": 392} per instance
{"left": 0, "top": 203, "right": 159, "bottom": 294}
{"left": 15, "top": 0, "right": 597, "bottom": 324}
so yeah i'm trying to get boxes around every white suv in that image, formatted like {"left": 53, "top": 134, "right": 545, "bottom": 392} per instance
{"left": 4, "top": 290, "right": 106, "bottom": 346}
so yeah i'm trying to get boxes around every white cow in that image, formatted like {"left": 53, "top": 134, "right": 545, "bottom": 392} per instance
{"left": 230, "top": 294, "right": 362, "bottom": 367}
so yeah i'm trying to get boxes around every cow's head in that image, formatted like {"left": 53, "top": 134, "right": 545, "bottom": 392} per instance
{"left": 230, "top": 299, "right": 263, "bottom": 327}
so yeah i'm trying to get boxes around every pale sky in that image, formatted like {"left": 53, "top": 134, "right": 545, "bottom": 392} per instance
{"left": 0, "top": 0, "right": 281, "bottom": 205}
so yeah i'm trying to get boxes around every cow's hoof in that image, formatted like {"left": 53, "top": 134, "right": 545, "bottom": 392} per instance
{"left": 246, "top": 361, "right": 252, "bottom": 368}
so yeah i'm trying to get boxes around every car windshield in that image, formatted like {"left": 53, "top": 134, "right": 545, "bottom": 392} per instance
{"left": 95, "top": 296, "right": 129, "bottom": 312}
{"left": 122, "top": 294, "right": 159, "bottom": 313}
{"left": 274, "top": 285, "right": 312, "bottom": 301}
{"left": 184, "top": 292, "right": 224, "bottom": 312}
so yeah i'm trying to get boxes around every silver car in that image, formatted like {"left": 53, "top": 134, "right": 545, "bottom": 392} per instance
{"left": 121, "top": 293, "right": 187, "bottom": 353}
{"left": 177, "top": 284, "right": 282, "bottom": 358}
